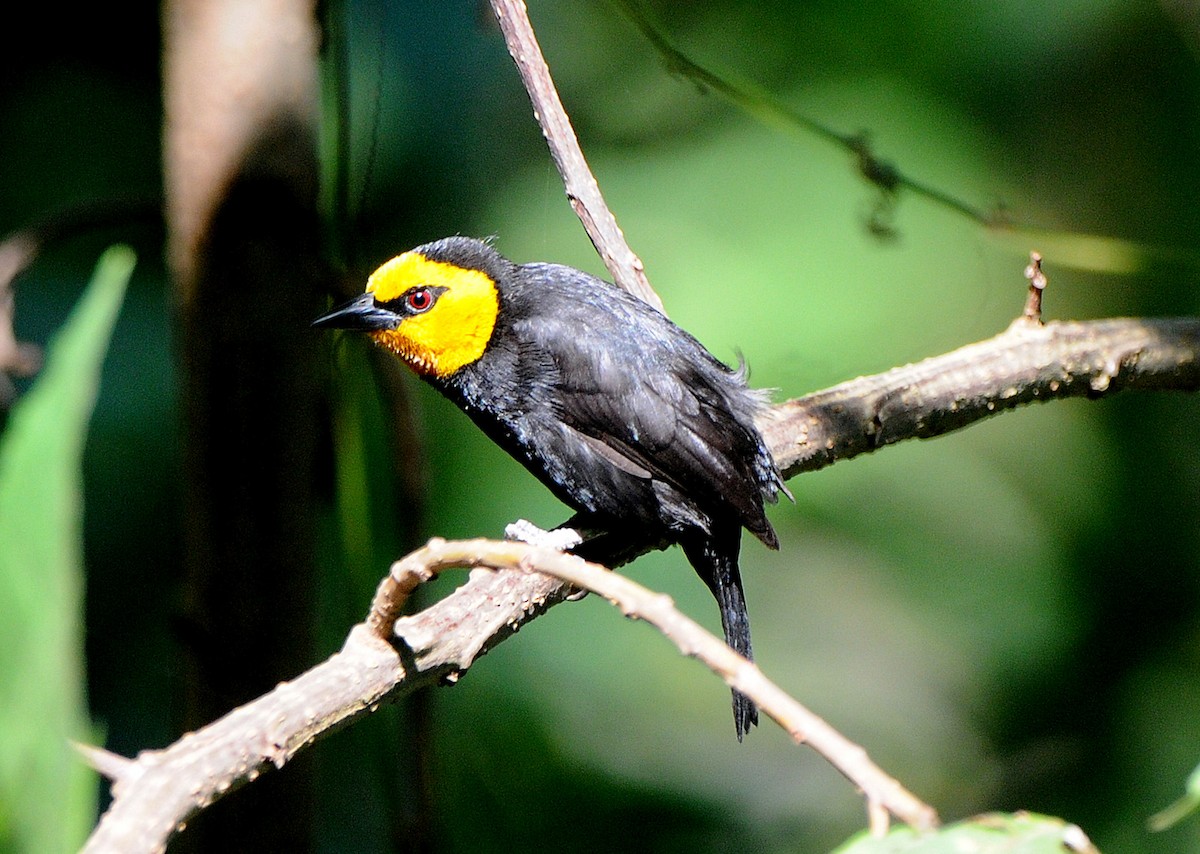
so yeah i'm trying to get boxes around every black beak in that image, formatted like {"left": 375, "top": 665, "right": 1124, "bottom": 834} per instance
{"left": 312, "top": 293, "right": 398, "bottom": 331}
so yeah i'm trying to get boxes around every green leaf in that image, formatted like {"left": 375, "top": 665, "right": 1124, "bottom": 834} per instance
{"left": 834, "top": 812, "right": 1099, "bottom": 854}
{"left": 1148, "top": 762, "right": 1200, "bottom": 831}
{"left": 0, "top": 245, "right": 134, "bottom": 853}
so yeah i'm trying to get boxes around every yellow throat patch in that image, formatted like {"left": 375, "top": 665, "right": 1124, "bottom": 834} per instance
{"left": 365, "top": 252, "right": 500, "bottom": 379}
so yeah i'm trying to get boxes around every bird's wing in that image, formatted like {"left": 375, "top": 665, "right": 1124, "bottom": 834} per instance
{"left": 510, "top": 292, "right": 774, "bottom": 540}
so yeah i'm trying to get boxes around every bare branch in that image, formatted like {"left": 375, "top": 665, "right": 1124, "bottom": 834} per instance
{"left": 85, "top": 537, "right": 937, "bottom": 852}
{"left": 82, "top": 559, "right": 575, "bottom": 853}
{"left": 488, "top": 0, "right": 663, "bottom": 312}
{"left": 761, "top": 316, "right": 1200, "bottom": 479}
{"left": 83, "top": 624, "right": 407, "bottom": 854}
{"left": 382, "top": 539, "right": 937, "bottom": 831}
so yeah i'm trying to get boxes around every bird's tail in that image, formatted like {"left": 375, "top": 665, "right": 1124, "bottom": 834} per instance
{"left": 682, "top": 528, "right": 759, "bottom": 741}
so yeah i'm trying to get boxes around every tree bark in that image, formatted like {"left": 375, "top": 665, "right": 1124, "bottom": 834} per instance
{"left": 163, "top": 1, "right": 325, "bottom": 849}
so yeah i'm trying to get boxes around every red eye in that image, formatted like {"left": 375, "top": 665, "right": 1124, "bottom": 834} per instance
{"left": 405, "top": 288, "right": 434, "bottom": 313}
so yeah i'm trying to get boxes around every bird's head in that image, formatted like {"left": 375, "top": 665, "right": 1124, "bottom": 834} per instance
{"left": 314, "top": 238, "right": 504, "bottom": 379}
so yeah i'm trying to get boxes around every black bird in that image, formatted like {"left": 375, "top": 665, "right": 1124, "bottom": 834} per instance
{"left": 315, "top": 236, "right": 788, "bottom": 738}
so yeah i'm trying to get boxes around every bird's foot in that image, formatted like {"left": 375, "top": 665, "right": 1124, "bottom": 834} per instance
{"left": 504, "top": 519, "right": 584, "bottom": 551}
{"left": 505, "top": 520, "right": 589, "bottom": 601}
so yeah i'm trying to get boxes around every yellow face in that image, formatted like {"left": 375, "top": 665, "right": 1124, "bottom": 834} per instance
{"left": 365, "top": 252, "right": 500, "bottom": 379}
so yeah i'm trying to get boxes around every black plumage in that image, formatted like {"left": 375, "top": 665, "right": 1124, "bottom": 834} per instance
{"left": 319, "top": 236, "right": 788, "bottom": 738}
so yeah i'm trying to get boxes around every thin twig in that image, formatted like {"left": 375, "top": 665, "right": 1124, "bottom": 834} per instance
{"left": 1020, "top": 251, "right": 1047, "bottom": 325}
{"left": 488, "top": 0, "right": 663, "bottom": 312}
{"left": 74, "top": 742, "right": 140, "bottom": 787}
{"left": 612, "top": 0, "right": 996, "bottom": 231}
{"left": 0, "top": 231, "right": 44, "bottom": 402}
{"left": 0, "top": 196, "right": 161, "bottom": 405}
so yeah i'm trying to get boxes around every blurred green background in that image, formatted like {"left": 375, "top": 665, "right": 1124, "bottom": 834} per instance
{"left": 2, "top": 1, "right": 1200, "bottom": 851}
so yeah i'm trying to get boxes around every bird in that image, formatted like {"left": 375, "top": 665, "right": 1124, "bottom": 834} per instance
{"left": 314, "top": 236, "right": 788, "bottom": 739}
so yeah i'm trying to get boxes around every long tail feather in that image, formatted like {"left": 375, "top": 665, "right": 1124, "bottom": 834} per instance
{"left": 682, "top": 528, "right": 759, "bottom": 740}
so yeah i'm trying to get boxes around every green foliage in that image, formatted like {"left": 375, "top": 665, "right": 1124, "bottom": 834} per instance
{"left": 835, "top": 812, "right": 1097, "bottom": 853}
{"left": 0, "top": 246, "right": 134, "bottom": 853}
{"left": 1149, "top": 763, "right": 1200, "bottom": 832}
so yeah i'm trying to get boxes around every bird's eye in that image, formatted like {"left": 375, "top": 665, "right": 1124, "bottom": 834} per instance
{"left": 405, "top": 287, "right": 435, "bottom": 313}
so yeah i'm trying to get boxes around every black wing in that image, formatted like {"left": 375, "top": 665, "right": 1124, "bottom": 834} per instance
{"left": 507, "top": 267, "right": 779, "bottom": 546}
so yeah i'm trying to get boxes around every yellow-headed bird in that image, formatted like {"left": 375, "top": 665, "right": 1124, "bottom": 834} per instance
{"left": 315, "top": 237, "right": 787, "bottom": 738}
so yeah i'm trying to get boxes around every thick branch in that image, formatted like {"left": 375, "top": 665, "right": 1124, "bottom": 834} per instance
{"left": 761, "top": 316, "right": 1200, "bottom": 478}
{"left": 83, "top": 565, "right": 575, "bottom": 853}
{"left": 82, "top": 625, "right": 405, "bottom": 854}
